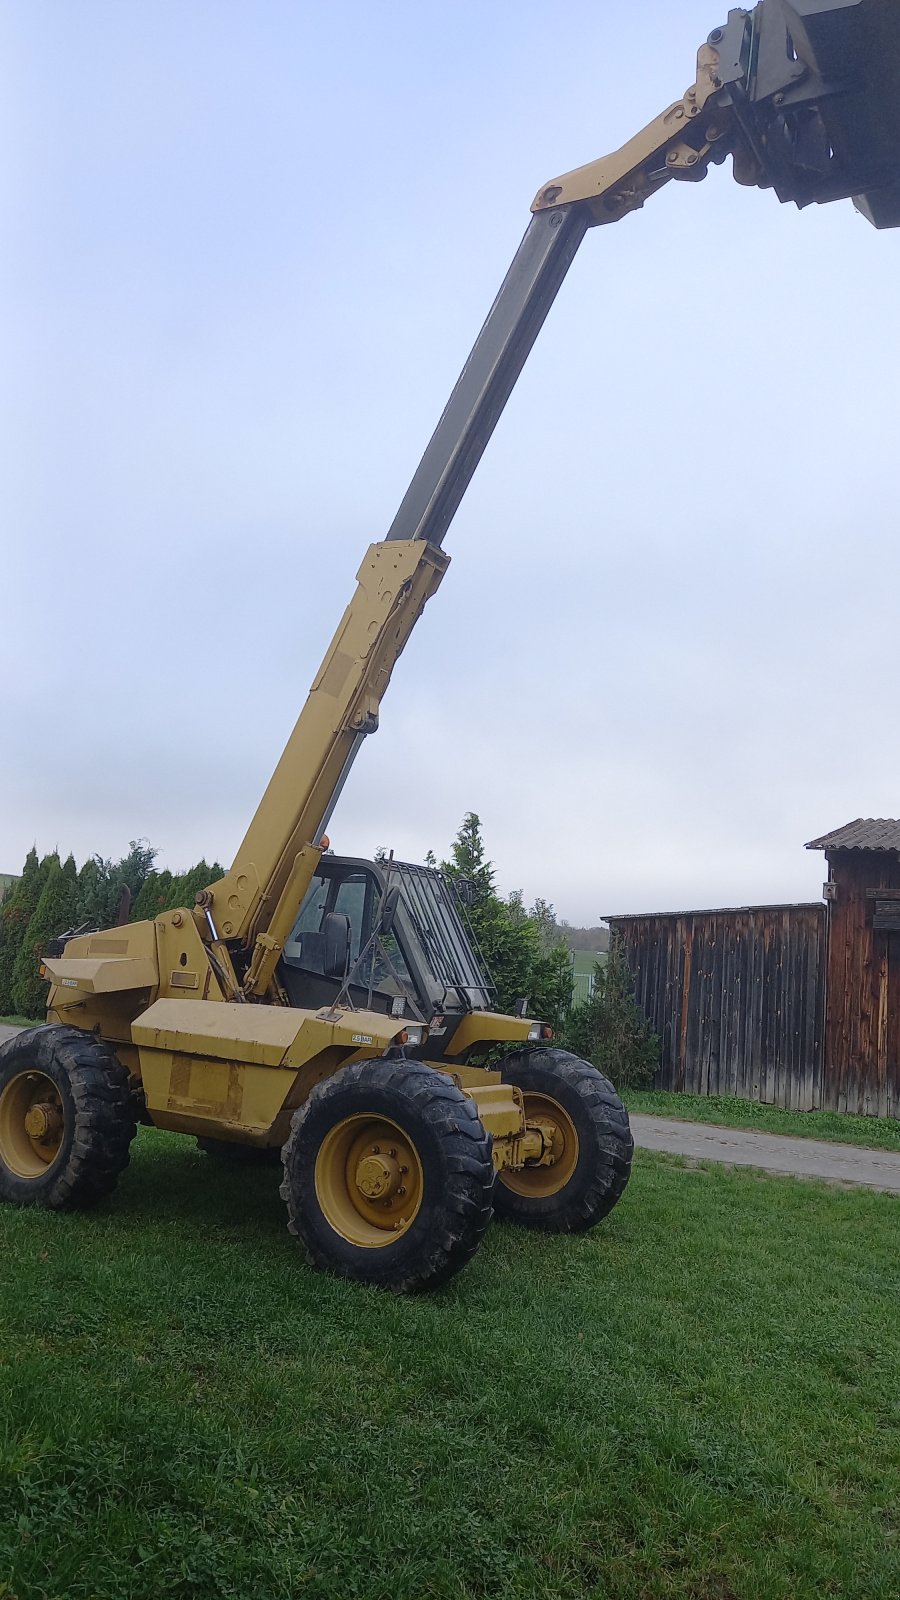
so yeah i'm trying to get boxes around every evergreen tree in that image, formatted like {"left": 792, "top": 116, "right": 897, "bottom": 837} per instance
{"left": 163, "top": 860, "right": 225, "bottom": 912}
{"left": 114, "top": 840, "right": 158, "bottom": 915}
{"left": 74, "top": 856, "right": 107, "bottom": 927}
{"left": 130, "top": 869, "right": 174, "bottom": 923}
{"left": 440, "top": 814, "right": 572, "bottom": 1025}
{"left": 563, "top": 938, "right": 658, "bottom": 1089}
{"left": 0, "top": 848, "right": 51, "bottom": 1015}
{"left": 75, "top": 840, "right": 157, "bottom": 929}
{"left": 11, "top": 854, "right": 78, "bottom": 1020}
{"left": 445, "top": 812, "right": 496, "bottom": 902}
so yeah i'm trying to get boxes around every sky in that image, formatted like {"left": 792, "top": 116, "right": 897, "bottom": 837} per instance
{"left": 2, "top": 0, "right": 898, "bottom": 925}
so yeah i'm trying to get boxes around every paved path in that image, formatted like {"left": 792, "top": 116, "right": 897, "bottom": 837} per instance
{"left": 631, "top": 1113, "right": 900, "bottom": 1194}
{"left": 1, "top": 1020, "right": 897, "bottom": 1194}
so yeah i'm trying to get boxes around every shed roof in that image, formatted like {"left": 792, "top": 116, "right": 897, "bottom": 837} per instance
{"left": 604, "top": 902, "right": 823, "bottom": 923}
{"left": 805, "top": 818, "right": 900, "bottom": 853}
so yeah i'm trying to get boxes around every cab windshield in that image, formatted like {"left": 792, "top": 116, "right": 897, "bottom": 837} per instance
{"left": 283, "top": 858, "right": 493, "bottom": 1014}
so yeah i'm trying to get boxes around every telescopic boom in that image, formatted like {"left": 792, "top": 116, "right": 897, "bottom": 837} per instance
{"left": 206, "top": 0, "right": 900, "bottom": 992}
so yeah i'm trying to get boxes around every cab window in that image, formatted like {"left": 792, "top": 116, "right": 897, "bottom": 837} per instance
{"left": 332, "top": 875, "right": 367, "bottom": 963}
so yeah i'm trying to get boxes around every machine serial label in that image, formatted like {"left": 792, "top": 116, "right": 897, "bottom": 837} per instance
{"left": 351, "top": 1033, "right": 374, "bottom": 1045}
{"left": 61, "top": 978, "right": 79, "bottom": 988}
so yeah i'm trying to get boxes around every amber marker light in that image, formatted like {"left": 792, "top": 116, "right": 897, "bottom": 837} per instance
{"left": 392, "top": 1024, "right": 426, "bottom": 1049}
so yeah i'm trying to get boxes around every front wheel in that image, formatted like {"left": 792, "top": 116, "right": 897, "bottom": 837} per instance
{"left": 494, "top": 1047, "right": 632, "bottom": 1232}
{"left": 0, "top": 1025, "right": 137, "bottom": 1209}
{"left": 280, "top": 1059, "right": 494, "bottom": 1292}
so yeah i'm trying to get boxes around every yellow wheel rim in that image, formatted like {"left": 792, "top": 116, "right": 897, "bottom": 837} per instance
{"left": 315, "top": 1114, "right": 424, "bottom": 1248}
{"left": 0, "top": 1070, "right": 66, "bottom": 1179}
{"left": 500, "top": 1090, "right": 580, "bottom": 1199}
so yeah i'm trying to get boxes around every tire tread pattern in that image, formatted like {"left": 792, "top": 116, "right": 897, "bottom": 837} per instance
{"left": 280, "top": 1057, "right": 494, "bottom": 1292}
{"left": 494, "top": 1046, "right": 633, "bottom": 1232}
{"left": 0, "top": 1024, "right": 137, "bottom": 1210}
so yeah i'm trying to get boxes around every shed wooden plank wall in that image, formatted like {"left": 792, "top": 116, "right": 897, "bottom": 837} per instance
{"left": 611, "top": 905, "right": 826, "bottom": 1110}
{"left": 824, "top": 851, "right": 900, "bottom": 1116}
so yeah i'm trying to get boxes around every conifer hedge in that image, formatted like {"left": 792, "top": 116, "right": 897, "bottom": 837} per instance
{"left": 0, "top": 842, "right": 224, "bottom": 1021}
{"left": 11, "top": 855, "right": 78, "bottom": 1020}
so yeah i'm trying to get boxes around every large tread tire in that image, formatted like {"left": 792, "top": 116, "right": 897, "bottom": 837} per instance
{"left": 196, "top": 1137, "right": 280, "bottom": 1166}
{"left": 281, "top": 1058, "right": 494, "bottom": 1292}
{"left": 493, "top": 1047, "right": 632, "bottom": 1232}
{"left": 0, "top": 1024, "right": 137, "bottom": 1210}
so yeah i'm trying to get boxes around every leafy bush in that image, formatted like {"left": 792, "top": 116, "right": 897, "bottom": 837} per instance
{"left": 562, "top": 937, "right": 659, "bottom": 1089}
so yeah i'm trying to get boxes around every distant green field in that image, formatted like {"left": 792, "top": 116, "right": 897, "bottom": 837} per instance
{"left": 2, "top": 1129, "right": 900, "bottom": 1599}
{"left": 569, "top": 949, "right": 606, "bottom": 1003}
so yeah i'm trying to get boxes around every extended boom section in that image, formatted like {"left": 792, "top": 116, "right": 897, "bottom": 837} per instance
{"left": 204, "top": 0, "right": 900, "bottom": 961}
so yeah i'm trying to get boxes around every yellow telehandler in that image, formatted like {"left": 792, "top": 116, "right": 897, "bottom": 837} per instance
{"left": 1, "top": 0, "right": 898, "bottom": 1289}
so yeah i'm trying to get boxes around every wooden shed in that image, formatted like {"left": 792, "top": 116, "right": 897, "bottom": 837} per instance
{"left": 806, "top": 818, "right": 900, "bottom": 1115}
{"left": 608, "top": 817, "right": 900, "bottom": 1116}
{"left": 607, "top": 903, "right": 827, "bottom": 1110}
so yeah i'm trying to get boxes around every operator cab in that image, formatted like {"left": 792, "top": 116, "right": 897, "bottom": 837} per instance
{"left": 278, "top": 856, "right": 494, "bottom": 1057}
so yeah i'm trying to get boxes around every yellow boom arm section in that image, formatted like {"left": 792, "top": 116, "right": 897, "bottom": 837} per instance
{"left": 204, "top": 538, "right": 447, "bottom": 965}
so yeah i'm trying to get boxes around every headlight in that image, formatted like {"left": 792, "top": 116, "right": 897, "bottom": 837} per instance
{"left": 527, "top": 1022, "right": 542, "bottom": 1041}
{"left": 392, "top": 1024, "right": 426, "bottom": 1049}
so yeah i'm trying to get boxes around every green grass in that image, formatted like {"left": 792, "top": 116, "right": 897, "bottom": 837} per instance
{"left": 2, "top": 1133, "right": 900, "bottom": 1599}
{"left": 0, "top": 1016, "right": 35, "bottom": 1030}
{"left": 624, "top": 1089, "right": 900, "bottom": 1153}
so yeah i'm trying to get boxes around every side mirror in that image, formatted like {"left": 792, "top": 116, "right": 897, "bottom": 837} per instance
{"left": 322, "top": 912, "right": 351, "bottom": 981}
{"left": 379, "top": 885, "right": 401, "bottom": 938}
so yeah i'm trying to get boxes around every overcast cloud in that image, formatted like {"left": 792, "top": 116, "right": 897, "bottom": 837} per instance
{"left": 1, "top": 0, "right": 898, "bottom": 924}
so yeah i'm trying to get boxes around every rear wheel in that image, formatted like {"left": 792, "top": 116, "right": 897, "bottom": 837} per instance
{"left": 494, "top": 1047, "right": 632, "bottom": 1231}
{"left": 280, "top": 1059, "right": 494, "bottom": 1291}
{"left": 0, "top": 1025, "right": 137, "bottom": 1209}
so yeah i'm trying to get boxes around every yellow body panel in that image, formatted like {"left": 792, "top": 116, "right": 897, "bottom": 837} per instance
{"left": 133, "top": 998, "right": 305, "bottom": 1066}
{"left": 132, "top": 997, "right": 413, "bottom": 1143}
{"left": 445, "top": 1011, "right": 538, "bottom": 1057}
{"left": 42, "top": 955, "right": 158, "bottom": 994}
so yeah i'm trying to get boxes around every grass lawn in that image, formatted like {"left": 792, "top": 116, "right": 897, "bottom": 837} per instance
{"left": 623, "top": 1089, "right": 900, "bottom": 1153}
{"left": 2, "top": 1132, "right": 900, "bottom": 1599}
{"left": 0, "top": 1017, "right": 35, "bottom": 1031}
